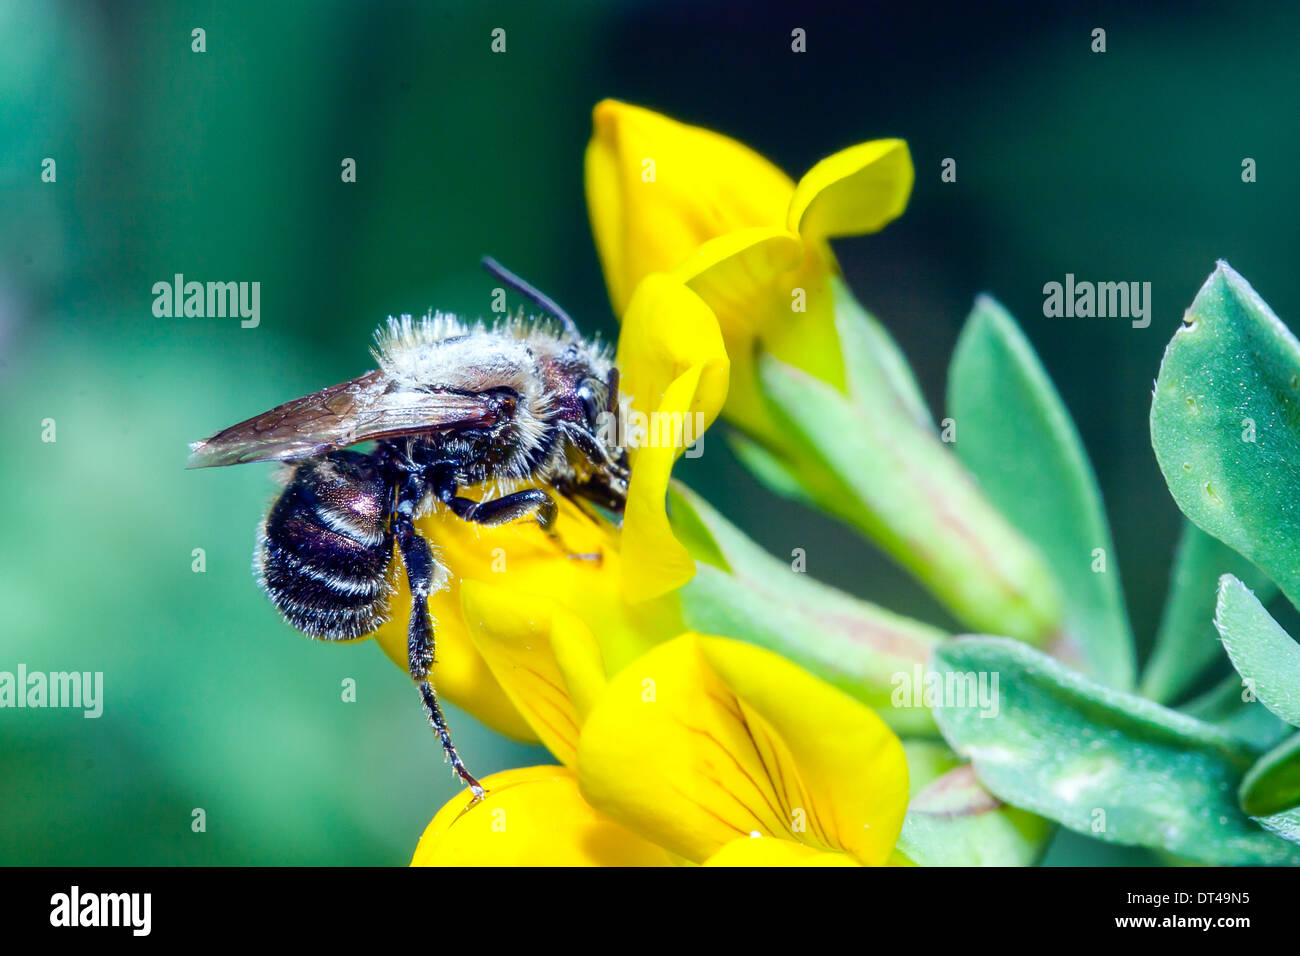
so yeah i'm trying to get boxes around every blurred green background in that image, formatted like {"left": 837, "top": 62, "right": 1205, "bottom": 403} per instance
{"left": 3, "top": 0, "right": 1298, "bottom": 865}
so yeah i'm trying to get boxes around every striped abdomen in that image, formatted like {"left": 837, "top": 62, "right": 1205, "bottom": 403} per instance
{"left": 256, "top": 451, "right": 396, "bottom": 640}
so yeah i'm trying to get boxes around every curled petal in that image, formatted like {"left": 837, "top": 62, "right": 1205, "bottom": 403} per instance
{"left": 787, "top": 139, "right": 914, "bottom": 244}
{"left": 411, "top": 766, "right": 676, "bottom": 867}
{"left": 615, "top": 273, "right": 730, "bottom": 437}
{"left": 460, "top": 580, "right": 615, "bottom": 766}
{"left": 673, "top": 228, "right": 844, "bottom": 437}
{"left": 616, "top": 275, "right": 729, "bottom": 603}
{"left": 586, "top": 99, "right": 795, "bottom": 315}
{"left": 622, "top": 365, "right": 705, "bottom": 602}
{"left": 548, "top": 602, "right": 611, "bottom": 723}
{"left": 672, "top": 227, "right": 805, "bottom": 348}
{"left": 702, "top": 836, "right": 861, "bottom": 867}
{"left": 577, "top": 633, "right": 909, "bottom": 864}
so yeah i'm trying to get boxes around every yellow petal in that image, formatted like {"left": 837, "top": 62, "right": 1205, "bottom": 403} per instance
{"left": 549, "top": 603, "right": 611, "bottom": 723}
{"left": 577, "top": 633, "right": 909, "bottom": 865}
{"left": 787, "top": 139, "right": 914, "bottom": 244}
{"left": 672, "top": 228, "right": 845, "bottom": 439}
{"left": 584, "top": 119, "right": 633, "bottom": 318}
{"left": 459, "top": 580, "right": 608, "bottom": 766}
{"left": 616, "top": 274, "right": 729, "bottom": 603}
{"left": 373, "top": 594, "right": 536, "bottom": 743}
{"left": 672, "top": 227, "right": 805, "bottom": 350}
{"left": 621, "top": 365, "right": 704, "bottom": 602}
{"left": 411, "top": 766, "right": 676, "bottom": 867}
{"left": 615, "top": 273, "right": 730, "bottom": 438}
{"left": 702, "top": 836, "right": 861, "bottom": 867}
{"left": 586, "top": 100, "right": 795, "bottom": 316}
{"left": 372, "top": 493, "right": 618, "bottom": 742}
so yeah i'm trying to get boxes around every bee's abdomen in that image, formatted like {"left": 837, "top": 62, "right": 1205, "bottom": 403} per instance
{"left": 256, "top": 452, "right": 396, "bottom": 641}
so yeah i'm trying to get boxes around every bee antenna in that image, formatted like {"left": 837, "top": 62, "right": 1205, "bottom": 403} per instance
{"left": 481, "top": 256, "right": 580, "bottom": 340}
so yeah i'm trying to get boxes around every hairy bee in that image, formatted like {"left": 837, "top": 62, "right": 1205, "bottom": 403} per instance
{"left": 189, "top": 259, "right": 627, "bottom": 800}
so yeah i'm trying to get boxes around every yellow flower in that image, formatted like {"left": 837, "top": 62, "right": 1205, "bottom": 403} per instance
{"left": 411, "top": 584, "right": 910, "bottom": 867}
{"left": 371, "top": 273, "right": 727, "bottom": 739}
{"left": 410, "top": 766, "right": 676, "bottom": 867}
{"left": 585, "top": 99, "right": 913, "bottom": 439}
{"left": 584, "top": 102, "right": 1061, "bottom": 651}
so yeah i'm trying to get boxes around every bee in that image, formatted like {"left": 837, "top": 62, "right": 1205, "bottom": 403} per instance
{"left": 188, "top": 259, "right": 627, "bottom": 801}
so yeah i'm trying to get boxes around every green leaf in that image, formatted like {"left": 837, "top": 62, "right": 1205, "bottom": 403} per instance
{"left": 754, "top": 310, "right": 1062, "bottom": 646}
{"left": 833, "top": 280, "right": 933, "bottom": 431}
{"left": 898, "top": 763, "right": 1053, "bottom": 866}
{"left": 1240, "top": 733, "right": 1300, "bottom": 816}
{"left": 1151, "top": 261, "right": 1300, "bottom": 610}
{"left": 669, "top": 482, "right": 944, "bottom": 736}
{"left": 901, "top": 739, "right": 962, "bottom": 791}
{"left": 724, "top": 431, "right": 816, "bottom": 507}
{"left": 948, "top": 295, "right": 1134, "bottom": 689}
{"left": 1256, "top": 807, "right": 1300, "bottom": 845}
{"left": 1180, "top": 672, "right": 1291, "bottom": 751}
{"left": 895, "top": 745, "right": 1053, "bottom": 864}
{"left": 1214, "top": 574, "right": 1300, "bottom": 727}
{"left": 931, "top": 636, "right": 1300, "bottom": 865}
{"left": 1142, "top": 523, "right": 1277, "bottom": 704}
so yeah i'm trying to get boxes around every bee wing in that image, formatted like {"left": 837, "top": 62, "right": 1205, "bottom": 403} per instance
{"left": 187, "top": 370, "right": 498, "bottom": 468}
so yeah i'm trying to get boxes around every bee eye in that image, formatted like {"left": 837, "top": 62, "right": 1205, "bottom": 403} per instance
{"left": 576, "top": 380, "right": 602, "bottom": 424}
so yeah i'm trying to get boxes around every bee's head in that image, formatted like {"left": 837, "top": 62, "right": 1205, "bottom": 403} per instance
{"left": 543, "top": 345, "right": 628, "bottom": 492}
{"left": 549, "top": 348, "right": 619, "bottom": 439}
{"left": 575, "top": 365, "right": 618, "bottom": 433}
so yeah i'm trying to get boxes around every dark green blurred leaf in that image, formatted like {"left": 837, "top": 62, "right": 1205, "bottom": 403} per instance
{"left": 724, "top": 431, "right": 816, "bottom": 507}
{"left": 948, "top": 295, "right": 1134, "bottom": 688}
{"left": 1143, "top": 523, "right": 1276, "bottom": 704}
{"left": 1240, "top": 733, "right": 1300, "bottom": 817}
{"left": 932, "top": 636, "right": 1300, "bottom": 864}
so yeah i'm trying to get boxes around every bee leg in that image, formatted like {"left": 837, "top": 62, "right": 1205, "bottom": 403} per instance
{"left": 447, "top": 488, "right": 555, "bottom": 527}
{"left": 448, "top": 490, "right": 600, "bottom": 562}
{"left": 393, "top": 513, "right": 486, "bottom": 804}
